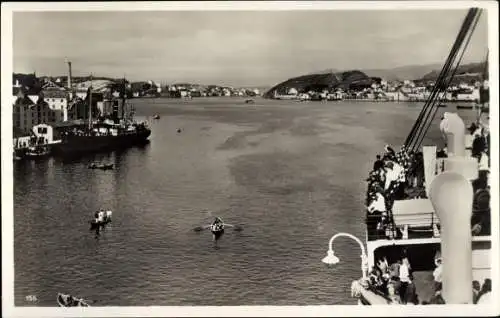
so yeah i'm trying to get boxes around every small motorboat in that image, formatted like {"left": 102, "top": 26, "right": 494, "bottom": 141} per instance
{"left": 88, "top": 163, "right": 114, "bottom": 170}
{"left": 456, "top": 104, "right": 474, "bottom": 109}
{"left": 57, "top": 293, "right": 90, "bottom": 307}
{"left": 153, "top": 114, "right": 160, "bottom": 119}
{"left": 244, "top": 99, "right": 255, "bottom": 104}
{"left": 89, "top": 210, "right": 112, "bottom": 230}
{"left": 438, "top": 103, "right": 447, "bottom": 108}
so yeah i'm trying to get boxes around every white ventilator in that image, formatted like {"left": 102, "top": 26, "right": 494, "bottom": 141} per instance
{"left": 429, "top": 113, "right": 477, "bottom": 304}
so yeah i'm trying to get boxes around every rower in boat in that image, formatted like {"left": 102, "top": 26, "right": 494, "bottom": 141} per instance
{"left": 98, "top": 210, "right": 105, "bottom": 223}
{"left": 90, "top": 209, "right": 112, "bottom": 230}
{"left": 193, "top": 216, "right": 243, "bottom": 243}
{"left": 210, "top": 217, "right": 225, "bottom": 241}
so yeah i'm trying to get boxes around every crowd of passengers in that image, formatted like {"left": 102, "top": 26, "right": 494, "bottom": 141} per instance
{"left": 368, "top": 251, "right": 492, "bottom": 304}
{"left": 365, "top": 119, "right": 491, "bottom": 240}
{"left": 365, "top": 144, "right": 423, "bottom": 240}
{"left": 364, "top": 117, "right": 491, "bottom": 304}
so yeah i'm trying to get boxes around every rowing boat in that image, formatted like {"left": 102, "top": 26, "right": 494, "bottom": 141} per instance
{"left": 57, "top": 293, "right": 90, "bottom": 307}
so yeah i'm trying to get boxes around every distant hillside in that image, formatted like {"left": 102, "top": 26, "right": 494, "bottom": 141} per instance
{"left": 263, "top": 70, "right": 377, "bottom": 98}
{"left": 311, "top": 62, "right": 486, "bottom": 82}
{"left": 363, "top": 64, "right": 444, "bottom": 81}
{"left": 417, "top": 61, "right": 487, "bottom": 84}
{"left": 311, "top": 64, "right": 442, "bottom": 82}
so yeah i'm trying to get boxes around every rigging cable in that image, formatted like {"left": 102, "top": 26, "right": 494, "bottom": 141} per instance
{"left": 405, "top": 8, "right": 478, "bottom": 150}
{"left": 404, "top": 8, "right": 479, "bottom": 150}
{"left": 404, "top": 8, "right": 476, "bottom": 148}
{"left": 412, "top": 9, "right": 482, "bottom": 152}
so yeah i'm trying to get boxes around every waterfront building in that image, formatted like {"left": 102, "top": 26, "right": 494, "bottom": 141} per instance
{"left": 41, "top": 80, "right": 70, "bottom": 122}
{"left": 12, "top": 87, "right": 56, "bottom": 136}
{"left": 287, "top": 87, "right": 298, "bottom": 96}
{"left": 67, "top": 90, "right": 102, "bottom": 121}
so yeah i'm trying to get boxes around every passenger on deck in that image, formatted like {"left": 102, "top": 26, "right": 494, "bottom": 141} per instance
{"left": 389, "top": 260, "right": 401, "bottom": 281}
{"left": 471, "top": 186, "right": 490, "bottom": 236}
{"left": 477, "top": 278, "right": 491, "bottom": 303}
{"left": 471, "top": 132, "right": 486, "bottom": 162}
{"left": 387, "top": 279, "right": 402, "bottom": 304}
{"left": 426, "top": 284, "right": 445, "bottom": 304}
{"left": 373, "top": 155, "right": 384, "bottom": 171}
{"left": 399, "top": 257, "right": 412, "bottom": 303}
{"left": 367, "top": 190, "right": 386, "bottom": 238}
{"left": 433, "top": 256, "right": 443, "bottom": 293}
{"left": 369, "top": 266, "right": 385, "bottom": 292}
{"left": 404, "top": 274, "right": 419, "bottom": 305}
{"left": 384, "top": 161, "right": 404, "bottom": 191}
{"left": 472, "top": 280, "right": 481, "bottom": 304}
{"left": 383, "top": 145, "right": 396, "bottom": 161}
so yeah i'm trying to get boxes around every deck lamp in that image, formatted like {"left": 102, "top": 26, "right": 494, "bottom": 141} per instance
{"left": 322, "top": 232, "right": 368, "bottom": 281}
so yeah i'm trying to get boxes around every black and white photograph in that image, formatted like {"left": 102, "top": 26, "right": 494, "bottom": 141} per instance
{"left": 1, "top": 1, "right": 498, "bottom": 317}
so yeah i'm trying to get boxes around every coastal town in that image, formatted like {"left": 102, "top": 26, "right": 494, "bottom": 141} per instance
{"left": 12, "top": 60, "right": 488, "bottom": 147}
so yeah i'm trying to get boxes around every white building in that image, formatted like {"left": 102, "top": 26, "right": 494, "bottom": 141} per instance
{"left": 43, "top": 89, "right": 68, "bottom": 122}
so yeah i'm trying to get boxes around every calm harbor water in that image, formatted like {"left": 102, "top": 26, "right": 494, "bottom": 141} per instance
{"left": 13, "top": 98, "right": 476, "bottom": 306}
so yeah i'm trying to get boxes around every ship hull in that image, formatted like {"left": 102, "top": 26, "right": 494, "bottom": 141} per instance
{"left": 53, "top": 129, "right": 151, "bottom": 156}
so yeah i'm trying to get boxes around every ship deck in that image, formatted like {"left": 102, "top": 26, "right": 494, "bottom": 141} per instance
{"left": 412, "top": 270, "right": 435, "bottom": 304}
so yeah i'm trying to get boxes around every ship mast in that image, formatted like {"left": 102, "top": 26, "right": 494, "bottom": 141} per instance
{"left": 121, "top": 76, "right": 126, "bottom": 121}
{"left": 88, "top": 74, "right": 93, "bottom": 130}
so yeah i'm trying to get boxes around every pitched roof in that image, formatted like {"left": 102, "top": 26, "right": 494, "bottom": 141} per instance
{"left": 42, "top": 80, "right": 65, "bottom": 90}
{"left": 43, "top": 89, "right": 67, "bottom": 98}
{"left": 13, "top": 95, "right": 36, "bottom": 107}
{"left": 13, "top": 85, "right": 42, "bottom": 96}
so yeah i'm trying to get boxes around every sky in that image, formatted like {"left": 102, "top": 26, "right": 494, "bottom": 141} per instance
{"left": 13, "top": 9, "right": 488, "bottom": 87}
